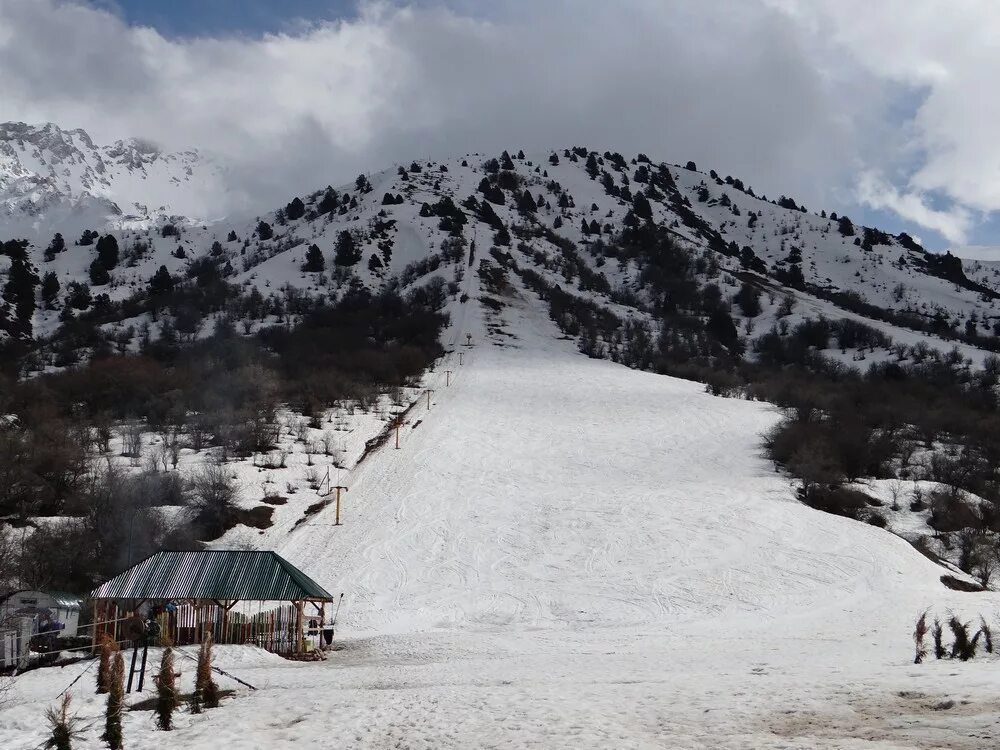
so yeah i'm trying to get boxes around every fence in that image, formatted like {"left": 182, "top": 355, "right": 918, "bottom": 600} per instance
{"left": 0, "top": 619, "right": 33, "bottom": 671}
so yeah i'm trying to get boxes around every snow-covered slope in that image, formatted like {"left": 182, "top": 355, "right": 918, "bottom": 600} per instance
{"left": 0, "top": 122, "right": 229, "bottom": 239}
{"left": 7, "top": 143, "right": 1000, "bottom": 371}
{"left": 5, "top": 276, "right": 999, "bottom": 749}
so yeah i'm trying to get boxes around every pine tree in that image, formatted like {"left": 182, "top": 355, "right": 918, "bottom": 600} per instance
{"left": 96, "top": 235, "right": 119, "bottom": 270}
{"left": 227, "top": 230, "right": 238, "bottom": 242}
{"left": 43, "top": 693, "right": 83, "bottom": 750}
{"left": 838, "top": 215, "right": 855, "bottom": 237}
{"left": 197, "top": 631, "right": 220, "bottom": 709}
{"left": 256, "top": 221, "right": 273, "bottom": 240}
{"left": 285, "top": 197, "right": 306, "bottom": 220}
{"left": 102, "top": 648, "right": 124, "bottom": 749}
{"left": 89, "top": 259, "right": 110, "bottom": 286}
{"left": 585, "top": 153, "right": 599, "bottom": 179}
{"left": 500, "top": 150, "right": 515, "bottom": 170}
{"left": 302, "top": 244, "right": 325, "bottom": 273}
{"left": 44, "top": 232, "right": 66, "bottom": 261}
{"left": 149, "top": 266, "right": 175, "bottom": 297}
{"left": 155, "top": 643, "right": 179, "bottom": 730}
{"left": 41, "top": 271, "right": 60, "bottom": 309}
{"left": 317, "top": 187, "right": 338, "bottom": 214}
{"left": 333, "top": 231, "right": 361, "bottom": 266}
{"left": 355, "top": 174, "right": 372, "bottom": 193}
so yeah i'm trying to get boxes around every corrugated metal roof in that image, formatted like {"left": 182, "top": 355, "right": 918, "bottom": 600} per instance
{"left": 0, "top": 590, "right": 83, "bottom": 610}
{"left": 89, "top": 551, "right": 334, "bottom": 602}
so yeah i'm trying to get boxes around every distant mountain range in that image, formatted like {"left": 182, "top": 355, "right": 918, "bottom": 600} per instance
{"left": 3, "top": 122, "right": 1000, "bottom": 371}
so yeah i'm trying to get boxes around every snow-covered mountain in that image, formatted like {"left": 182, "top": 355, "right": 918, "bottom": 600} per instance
{"left": 5, "top": 135, "right": 1000, "bottom": 371}
{"left": 0, "top": 122, "right": 229, "bottom": 239}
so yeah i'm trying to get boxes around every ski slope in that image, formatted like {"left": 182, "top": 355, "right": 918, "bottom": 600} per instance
{"left": 5, "top": 286, "right": 1000, "bottom": 748}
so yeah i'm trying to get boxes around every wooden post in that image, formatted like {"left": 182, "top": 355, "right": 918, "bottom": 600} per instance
{"left": 445, "top": 370, "right": 453, "bottom": 386}
{"left": 465, "top": 334, "right": 472, "bottom": 346}
{"left": 459, "top": 352, "right": 464, "bottom": 366}
{"left": 332, "top": 486, "right": 348, "bottom": 525}
{"left": 394, "top": 415, "right": 403, "bottom": 449}
{"left": 294, "top": 601, "right": 304, "bottom": 655}
{"left": 426, "top": 389, "right": 434, "bottom": 410}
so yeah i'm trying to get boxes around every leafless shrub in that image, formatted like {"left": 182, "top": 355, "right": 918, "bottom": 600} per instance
{"left": 914, "top": 610, "right": 929, "bottom": 664}
{"left": 120, "top": 420, "right": 143, "bottom": 459}
{"left": 980, "top": 616, "right": 993, "bottom": 653}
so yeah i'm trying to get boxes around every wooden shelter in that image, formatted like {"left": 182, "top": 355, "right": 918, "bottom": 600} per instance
{"left": 89, "top": 550, "right": 335, "bottom": 655}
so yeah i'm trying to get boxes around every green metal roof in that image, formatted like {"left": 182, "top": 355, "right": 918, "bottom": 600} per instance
{"left": 89, "top": 550, "right": 334, "bottom": 602}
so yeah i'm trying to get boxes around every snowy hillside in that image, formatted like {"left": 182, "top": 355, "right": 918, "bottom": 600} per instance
{"left": 4, "top": 140, "right": 1000, "bottom": 370}
{"left": 5, "top": 282, "right": 1000, "bottom": 749}
{"left": 0, "top": 122, "right": 229, "bottom": 239}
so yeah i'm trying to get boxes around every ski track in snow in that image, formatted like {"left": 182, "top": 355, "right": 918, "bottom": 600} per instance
{"left": 6, "top": 281, "right": 1000, "bottom": 748}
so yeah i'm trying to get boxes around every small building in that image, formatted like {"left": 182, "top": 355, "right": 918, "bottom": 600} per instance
{"left": 0, "top": 590, "right": 83, "bottom": 669}
{"left": 0, "top": 590, "right": 82, "bottom": 637}
{"left": 89, "top": 550, "right": 336, "bottom": 656}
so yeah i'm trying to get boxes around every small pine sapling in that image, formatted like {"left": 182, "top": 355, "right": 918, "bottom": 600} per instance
{"left": 103, "top": 649, "right": 125, "bottom": 750}
{"left": 155, "top": 642, "right": 179, "bottom": 730}
{"left": 932, "top": 618, "right": 946, "bottom": 659}
{"left": 913, "top": 610, "right": 929, "bottom": 664}
{"left": 980, "top": 616, "right": 993, "bottom": 653}
{"left": 96, "top": 634, "right": 114, "bottom": 694}
{"left": 43, "top": 693, "right": 84, "bottom": 750}
{"left": 196, "top": 630, "right": 220, "bottom": 709}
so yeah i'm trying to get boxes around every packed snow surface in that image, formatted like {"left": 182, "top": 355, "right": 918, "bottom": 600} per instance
{"left": 4, "top": 291, "right": 1000, "bottom": 748}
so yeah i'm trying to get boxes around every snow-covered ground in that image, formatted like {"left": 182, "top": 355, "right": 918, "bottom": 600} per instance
{"left": 4, "top": 281, "right": 1000, "bottom": 749}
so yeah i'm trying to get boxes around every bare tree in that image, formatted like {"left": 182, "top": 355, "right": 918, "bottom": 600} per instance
{"left": 190, "top": 465, "right": 240, "bottom": 540}
{"left": 121, "top": 421, "right": 144, "bottom": 461}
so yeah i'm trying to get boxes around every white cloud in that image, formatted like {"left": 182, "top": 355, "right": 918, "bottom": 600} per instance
{"left": 766, "top": 0, "right": 1000, "bottom": 231}
{"left": 856, "top": 171, "right": 971, "bottom": 244}
{"left": 0, "top": 0, "right": 870, "bottom": 216}
{"left": 0, "top": 0, "right": 994, "bottom": 244}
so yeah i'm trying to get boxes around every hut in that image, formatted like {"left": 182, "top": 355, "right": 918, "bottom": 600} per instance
{"left": 0, "top": 590, "right": 83, "bottom": 668}
{"left": 89, "top": 550, "right": 335, "bottom": 656}
{"left": 0, "top": 590, "right": 83, "bottom": 637}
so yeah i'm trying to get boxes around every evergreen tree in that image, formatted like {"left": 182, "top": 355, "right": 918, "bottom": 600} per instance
{"left": 44, "top": 232, "right": 65, "bottom": 261}
{"left": 368, "top": 253, "right": 384, "bottom": 273}
{"left": 155, "top": 643, "right": 179, "bottom": 730}
{"left": 88, "top": 258, "right": 110, "bottom": 286}
{"left": 96, "top": 235, "right": 119, "bottom": 270}
{"left": 285, "top": 197, "right": 306, "bottom": 220}
{"left": 3, "top": 254, "right": 38, "bottom": 332}
{"left": 549, "top": 152, "right": 560, "bottom": 166}
{"left": 256, "top": 221, "right": 273, "bottom": 240}
{"left": 226, "top": 230, "right": 238, "bottom": 242}
{"left": 78, "top": 229, "right": 98, "bottom": 246}
{"left": 517, "top": 190, "right": 537, "bottom": 214}
{"left": 65, "top": 282, "right": 91, "bottom": 310}
{"left": 149, "top": 265, "right": 175, "bottom": 298}
{"left": 302, "top": 244, "right": 325, "bottom": 272}
{"left": 40, "top": 271, "right": 60, "bottom": 309}
{"left": 317, "top": 187, "right": 339, "bottom": 214}
{"left": 103, "top": 648, "right": 124, "bottom": 750}
{"left": 585, "top": 153, "right": 599, "bottom": 179}
{"left": 494, "top": 225, "right": 511, "bottom": 246}
{"left": 355, "top": 174, "right": 372, "bottom": 193}
{"left": 632, "top": 194, "right": 653, "bottom": 221}
{"left": 734, "top": 282, "right": 762, "bottom": 317}
{"left": 210, "top": 240, "right": 224, "bottom": 256}
{"left": 838, "top": 215, "right": 855, "bottom": 237}
{"left": 501, "top": 150, "right": 515, "bottom": 170}
{"left": 334, "top": 231, "right": 362, "bottom": 266}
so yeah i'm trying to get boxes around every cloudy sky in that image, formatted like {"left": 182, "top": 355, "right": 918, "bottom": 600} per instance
{"left": 0, "top": 0, "right": 995, "bottom": 252}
